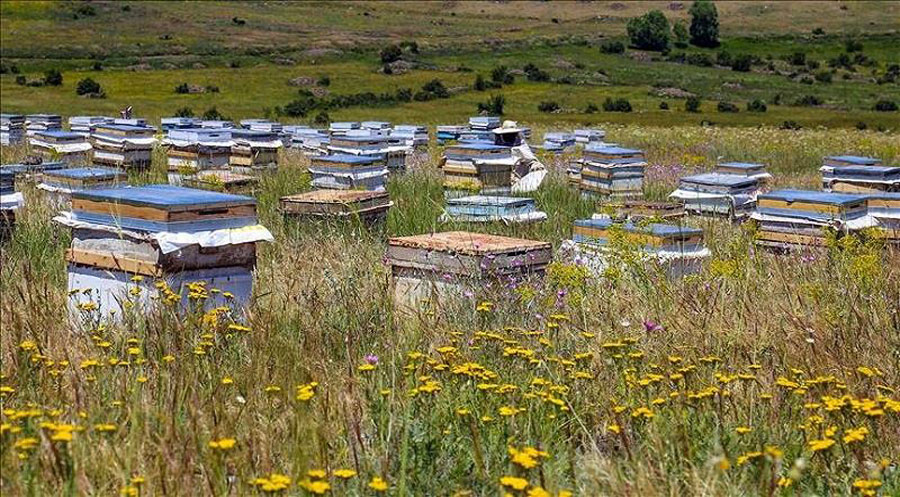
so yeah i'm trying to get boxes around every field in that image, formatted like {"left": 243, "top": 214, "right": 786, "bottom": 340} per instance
{"left": 2, "top": 2, "right": 900, "bottom": 496}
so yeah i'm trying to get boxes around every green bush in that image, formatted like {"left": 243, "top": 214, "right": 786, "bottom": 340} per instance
{"left": 477, "top": 94, "right": 506, "bottom": 115}
{"left": 688, "top": 0, "right": 719, "bottom": 48}
{"left": 794, "top": 95, "right": 822, "bottom": 106}
{"left": 173, "top": 107, "right": 194, "bottom": 118}
{"left": 491, "top": 66, "right": 514, "bottom": 85}
{"left": 845, "top": 39, "right": 863, "bottom": 52}
{"left": 75, "top": 77, "right": 103, "bottom": 96}
{"left": 380, "top": 44, "right": 402, "bottom": 64}
{"left": 746, "top": 99, "right": 767, "bottom": 112}
{"left": 313, "top": 111, "right": 330, "bottom": 125}
{"left": 685, "top": 96, "right": 701, "bottom": 112}
{"left": 717, "top": 101, "right": 739, "bottom": 113}
{"left": 44, "top": 69, "right": 63, "bottom": 86}
{"left": 673, "top": 21, "right": 689, "bottom": 48}
{"left": 584, "top": 103, "right": 599, "bottom": 113}
{"left": 731, "top": 54, "right": 753, "bottom": 72}
{"left": 814, "top": 71, "right": 833, "bottom": 83}
{"left": 523, "top": 63, "right": 550, "bottom": 82}
{"left": 659, "top": 101, "right": 669, "bottom": 110}
{"left": 603, "top": 97, "right": 632, "bottom": 112}
{"left": 537, "top": 101, "right": 560, "bottom": 113}
{"left": 789, "top": 52, "right": 806, "bottom": 66}
{"left": 317, "top": 75, "right": 330, "bottom": 86}
{"left": 874, "top": 99, "right": 898, "bottom": 112}
{"left": 600, "top": 40, "right": 625, "bottom": 54}
{"left": 626, "top": 10, "right": 670, "bottom": 51}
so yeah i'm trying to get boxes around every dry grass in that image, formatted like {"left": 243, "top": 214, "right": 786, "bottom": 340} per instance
{"left": 1, "top": 125, "right": 898, "bottom": 495}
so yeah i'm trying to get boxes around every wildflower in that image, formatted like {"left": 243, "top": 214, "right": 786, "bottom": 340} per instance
{"left": 94, "top": 424, "right": 117, "bottom": 432}
{"left": 736, "top": 451, "right": 763, "bottom": 465}
{"left": 368, "top": 476, "right": 388, "bottom": 492}
{"left": 735, "top": 426, "right": 751, "bottom": 435}
{"left": 643, "top": 320, "right": 663, "bottom": 332}
{"left": 358, "top": 364, "right": 376, "bottom": 372}
{"left": 509, "top": 446, "right": 549, "bottom": 469}
{"left": 332, "top": 469, "right": 356, "bottom": 479}
{"left": 253, "top": 473, "right": 291, "bottom": 492}
{"left": 843, "top": 426, "right": 868, "bottom": 444}
{"left": 808, "top": 438, "right": 835, "bottom": 452}
{"left": 528, "top": 487, "right": 551, "bottom": 497}
{"left": 209, "top": 438, "right": 236, "bottom": 450}
{"left": 299, "top": 479, "right": 330, "bottom": 494}
{"left": 499, "top": 406, "right": 523, "bottom": 417}
{"left": 476, "top": 301, "right": 494, "bottom": 312}
{"left": 499, "top": 476, "right": 529, "bottom": 491}
{"left": 121, "top": 485, "right": 138, "bottom": 496}
{"left": 777, "top": 477, "right": 793, "bottom": 488}
{"left": 13, "top": 437, "right": 39, "bottom": 451}
{"left": 852, "top": 479, "right": 882, "bottom": 491}
{"left": 631, "top": 407, "right": 654, "bottom": 419}
{"left": 264, "top": 385, "right": 282, "bottom": 394}
{"left": 162, "top": 355, "right": 175, "bottom": 363}
{"left": 222, "top": 376, "right": 234, "bottom": 385}
{"left": 365, "top": 354, "right": 379, "bottom": 365}
{"left": 296, "top": 382, "right": 318, "bottom": 401}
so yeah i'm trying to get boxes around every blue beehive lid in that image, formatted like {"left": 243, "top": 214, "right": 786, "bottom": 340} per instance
{"left": 825, "top": 155, "right": 880, "bottom": 165}
{"left": 231, "top": 129, "right": 279, "bottom": 140}
{"left": 680, "top": 173, "right": 758, "bottom": 188}
{"left": 447, "top": 195, "right": 534, "bottom": 207}
{"left": 73, "top": 184, "right": 255, "bottom": 209}
{"left": 585, "top": 145, "right": 642, "bottom": 155}
{"left": 829, "top": 165, "right": 900, "bottom": 177}
{"left": 46, "top": 167, "right": 121, "bottom": 180}
{"left": 313, "top": 154, "right": 382, "bottom": 165}
{"left": 453, "top": 143, "right": 508, "bottom": 151}
{"left": 575, "top": 218, "right": 702, "bottom": 238}
{"left": 35, "top": 130, "right": 84, "bottom": 140}
{"left": 719, "top": 162, "right": 764, "bottom": 170}
{"left": 759, "top": 189, "right": 866, "bottom": 206}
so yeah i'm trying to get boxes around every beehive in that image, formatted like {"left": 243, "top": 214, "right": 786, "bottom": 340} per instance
{"left": 752, "top": 190, "right": 870, "bottom": 249}
{"left": 280, "top": 189, "right": 392, "bottom": 224}
{"left": 308, "top": 154, "right": 388, "bottom": 191}
{"left": 670, "top": 173, "right": 760, "bottom": 218}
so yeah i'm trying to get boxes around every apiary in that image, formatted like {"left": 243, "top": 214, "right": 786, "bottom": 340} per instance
{"left": 387, "top": 231, "right": 552, "bottom": 313}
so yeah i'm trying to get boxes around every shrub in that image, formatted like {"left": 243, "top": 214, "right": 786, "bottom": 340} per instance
{"left": 687, "top": 53, "right": 714, "bottom": 67}
{"left": 313, "top": 111, "right": 330, "bottom": 126}
{"left": 673, "top": 21, "right": 689, "bottom": 48}
{"left": 789, "top": 52, "right": 806, "bottom": 66}
{"left": 794, "top": 95, "right": 822, "bottom": 106}
{"left": 688, "top": 0, "right": 719, "bottom": 48}
{"left": 491, "top": 66, "right": 514, "bottom": 85}
{"left": 812, "top": 27, "right": 825, "bottom": 36}
{"left": 477, "top": 94, "right": 505, "bottom": 115}
{"left": 731, "top": 54, "right": 753, "bottom": 72}
{"left": 523, "top": 63, "right": 550, "bottom": 82}
{"left": 584, "top": 103, "right": 599, "bottom": 113}
{"left": 92, "top": 62, "right": 103, "bottom": 71}
{"left": 44, "top": 69, "right": 63, "bottom": 86}
{"left": 76, "top": 77, "right": 103, "bottom": 96}
{"left": 845, "top": 39, "right": 863, "bottom": 52}
{"left": 399, "top": 40, "right": 419, "bottom": 54}
{"left": 205, "top": 85, "right": 219, "bottom": 93}
{"left": 829, "top": 53, "right": 853, "bottom": 70}
{"left": 814, "top": 71, "right": 833, "bottom": 83}
{"left": 781, "top": 120, "right": 802, "bottom": 130}
{"left": 413, "top": 79, "right": 449, "bottom": 101}
{"left": 626, "top": 10, "right": 670, "bottom": 51}
{"left": 806, "top": 59, "right": 820, "bottom": 70}
{"left": 173, "top": 107, "right": 194, "bottom": 118}
{"left": 717, "top": 101, "right": 739, "bottom": 112}
{"left": 600, "top": 40, "right": 625, "bottom": 54}
{"left": 874, "top": 99, "right": 898, "bottom": 112}
{"left": 283, "top": 98, "right": 313, "bottom": 117}
{"left": 317, "top": 75, "right": 330, "bottom": 87}
{"left": 537, "top": 101, "right": 560, "bottom": 113}
{"left": 174, "top": 82, "right": 190, "bottom": 94}
{"left": 380, "top": 44, "right": 402, "bottom": 64}
{"left": 602, "top": 97, "right": 633, "bottom": 112}
{"left": 685, "top": 96, "right": 701, "bottom": 112}
{"left": 231, "top": 16, "right": 246, "bottom": 26}
{"left": 474, "top": 74, "right": 487, "bottom": 91}
{"left": 746, "top": 99, "right": 767, "bottom": 112}
{"left": 659, "top": 101, "right": 669, "bottom": 110}
{"left": 15, "top": 75, "right": 26, "bottom": 86}
{"left": 856, "top": 121, "right": 868, "bottom": 130}
{"left": 201, "top": 107, "right": 228, "bottom": 121}
{"left": 716, "top": 51, "right": 732, "bottom": 67}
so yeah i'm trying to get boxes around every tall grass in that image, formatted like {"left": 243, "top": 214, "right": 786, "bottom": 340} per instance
{"left": 1, "top": 126, "right": 898, "bottom": 496}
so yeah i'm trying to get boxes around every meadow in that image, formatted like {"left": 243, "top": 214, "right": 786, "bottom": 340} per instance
{"left": 1, "top": 124, "right": 899, "bottom": 496}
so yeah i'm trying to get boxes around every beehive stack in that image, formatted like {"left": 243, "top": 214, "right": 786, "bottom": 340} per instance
{"left": 1, "top": 114, "right": 26, "bottom": 145}
{"left": 752, "top": 189, "right": 872, "bottom": 249}
{"left": 442, "top": 143, "right": 514, "bottom": 194}
{"left": 329, "top": 122, "right": 361, "bottom": 137}
{"left": 229, "top": 129, "right": 282, "bottom": 173}
{"left": 715, "top": 162, "right": 772, "bottom": 183}
{"left": 541, "top": 132, "right": 575, "bottom": 153}
{"left": 820, "top": 155, "right": 897, "bottom": 193}
{"left": 308, "top": 154, "right": 388, "bottom": 191}
{"left": 68, "top": 116, "right": 114, "bottom": 137}
{"left": 200, "top": 120, "right": 235, "bottom": 129}
{"left": 327, "top": 134, "right": 408, "bottom": 172}
{"left": 163, "top": 128, "right": 234, "bottom": 182}
{"left": 38, "top": 167, "right": 126, "bottom": 207}
{"left": 57, "top": 185, "right": 273, "bottom": 318}
{"left": 436, "top": 125, "right": 467, "bottom": 144}
{"left": 0, "top": 168, "right": 22, "bottom": 238}
{"left": 578, "top": 145, "right": 646, "bottom": 199}
{"left": 293, "top": 128, "right": 330, "bottom": 155}
{"left": 30, "top": 131, "right": 93, "bottom": 164}
{"left": 574, "top": 128, "right": 606, "bottom": 145}
{"left": 468, "top": 116, "right": 500, "bottom": 131}
{"left": 669, "top": 173, "right": 760, "bottom": 218}
{"left": 441, "top": 195, "right": 547, "bottom": 223}
{"left": 25, "top": 114, "right": 63, "bottom": 136}
{"left": 161, "top": 117, "right": 200, "bottom": 131}
{"left": 280, "top": 189, "right": 392, "bottom": 225}
{"left": 568, "top": 218, "right": 709, "bottom": 278}
{"left": 864, "top": 192, "right": 900, "bottom": 244}
{"left": 390, "top": 125, "right": 428, "bottom": 148}
{"left": 387, "top": 231, "right": 551, "bottom": 312}
{"left": 91, "top": 124, "right": 157, "bottom": 169}
{"left": 361, "top": 121, "right": 392, "bottom": 135}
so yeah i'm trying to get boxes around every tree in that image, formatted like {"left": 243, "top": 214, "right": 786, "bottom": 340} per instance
{"left": 626, "top": 10, "right": 670, "bottom": 51}
{"left": 689, "top": 0, "right": 719, "bottom": 48}
{"left": 673, "top": 21, "right": 689, "bottom": 48}
{"left": 685, "top": 96, "right": 701, "bottom": 112}
{"left": 491, "top": 66, "right": 514, "bottom": 85}
{"left": 474, "top": 74, "right": 487, "bottom": 91}
{"left": 44, "top": 69, "right": 63, "bottom": 86}
{"left": 746, "top": 99, "right": 767, "bottom": 112}
{"left": 76, "top": 77, "right": 102, "bottom": 96}
{"left": 380, "top": 44, "right": 402, "bottom": 64}
{"left": 477, "top": 94, "right": 505, "bottom": 115}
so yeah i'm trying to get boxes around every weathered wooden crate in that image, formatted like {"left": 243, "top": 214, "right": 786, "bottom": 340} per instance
{"left": 387, "top": 231, "right": 551, "bottom": 313}
{"left": 603, "top": 200, "right": 685, "bottom": 221}
{"left": 182, "top": 169, "right": 259, "bottom": 193}
{"left": 280, "top": 189, "right": 392, "bottom": 224}
{"left": 39, "top": 167, "right": 126, "bottom": 208}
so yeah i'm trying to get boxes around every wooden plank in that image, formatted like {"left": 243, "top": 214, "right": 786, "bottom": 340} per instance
{"left": 72, "top": 198, "right": 257, "bottom": 222}
{"left": 66, "top": 248, "right": 163, "bottom": 277}
{"left": 756, "top": 230, "right": 827, "bottom": 246}
{"left": 389, "top": 231, "right": 550, "bottom": 256}
{"left": 757, "top": 198, "right": 850, "bottom": 214}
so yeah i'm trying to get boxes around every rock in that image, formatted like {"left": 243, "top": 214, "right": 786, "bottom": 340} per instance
{"left": 288, "top": 76, "right": 316, "bottom": 87}
{"left": 654, "top": 87, "right": 696, "bottom": 99}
